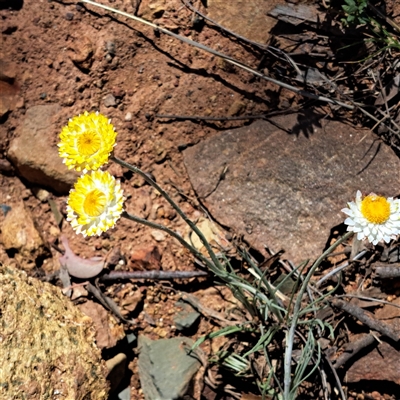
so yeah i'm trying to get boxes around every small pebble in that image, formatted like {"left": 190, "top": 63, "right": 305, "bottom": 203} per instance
{"left": 103, "top": 93, "right": 117, "bottom": 108}
{"left": 65, "top": 12, "right": 74, "bottom": 21}
{"left": 151, "top": 230, "right": 166, "bottom": 242}
{"left": 124, "top": 112, "right": 132, "bottom": 121}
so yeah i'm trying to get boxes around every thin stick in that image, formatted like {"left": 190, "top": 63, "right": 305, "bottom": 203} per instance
{"left": 375, "top": 266, "right": 400, "bottom": 278}
{"left": 331, "top": 298, "right": 399, "bottom": 342}
{"left": 100, "top": 269, "right": 208, "bottom": 281}
{"left": 316, "top": 250, "right": 367, "bottom": 287}
{"left": 334, "top": 333, "right": 376, "bottom": 369}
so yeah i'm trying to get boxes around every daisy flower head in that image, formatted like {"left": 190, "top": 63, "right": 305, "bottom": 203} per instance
{"left": 342, "top": 190, "right": 400, "bottom": 245}
{"left": 58, "top": 111, "right": 117, "bottom": 172}
{"left": 67, "top": 170, "right": 124, "bottom": 237}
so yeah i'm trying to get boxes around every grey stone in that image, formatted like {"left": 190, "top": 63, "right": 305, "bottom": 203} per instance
{"left": 138, "top": 335, "right": 201, "bottom": 400}
{"left": 173, "top": 301, "right": 200, "bottom": 331}
{"left": 8, "top": 104, "right": 79, "bottom": 194}
{"left": 183, "top": 112, "right": 400, "bottom": 263}
{"left": 103, "top": 93, "right": 117, "bottom": 108}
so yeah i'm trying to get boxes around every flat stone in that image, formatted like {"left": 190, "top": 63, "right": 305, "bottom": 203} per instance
{"left": 183, "top": 113, "right": 400, "bottom": 263}
{"left": 346, "top": 339, "right": 400, "bottom": 385}
{"left": 8, "top": 104, "right": 79, "bottom": 194}
{"left": 138, "top": 335, "right": 201, "bottom": 400}
{"left": 207, "top": 0, "right": 284, "bottom": 45}
{"left": 173, "top": 301, "right": 200, "bottom": 331}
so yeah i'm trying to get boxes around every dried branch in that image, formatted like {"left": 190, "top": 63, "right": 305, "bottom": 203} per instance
{"left": 331, "top": 299, "right": 399, "bottom": 342}
{"left": 100, "top": 269, "right": 208, "bottom": 281}
{"left": 334, "top": 334, "right": 376, "bottom": 369}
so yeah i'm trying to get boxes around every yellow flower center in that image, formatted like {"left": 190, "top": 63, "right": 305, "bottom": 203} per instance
{"left": 360, "top": 194, "right": 390, "bottom": 224}
{"left": 83, "top": 189, "right": 107, "bottom": 217}
{"left": 77, "top": 131, "right": 101, "bottom": 156}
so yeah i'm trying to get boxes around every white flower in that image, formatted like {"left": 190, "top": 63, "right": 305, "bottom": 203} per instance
{"left": 342, "top": 190, "right": 400, "bottom": 245}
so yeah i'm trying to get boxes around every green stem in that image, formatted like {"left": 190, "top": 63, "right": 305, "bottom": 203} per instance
{"left": 111, "top": 155, "right": 225, "bottom": 277}
{"left": 283, "top": 231, "right": 353, "bottom": 400}
{"left": 121, "top": 211, "right": 214, "bottom": 269}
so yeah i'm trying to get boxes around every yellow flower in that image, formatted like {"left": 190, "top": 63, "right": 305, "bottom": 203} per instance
{"left": 67, "top": 170, "right": 124, "bottom": 237}
{"left": 342, "top": 190, "right": 400, "bottom": 245}
{"left": 58, "top": 111, "right": 117, "bottom": 172}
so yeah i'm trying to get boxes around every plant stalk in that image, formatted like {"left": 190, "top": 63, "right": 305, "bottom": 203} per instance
{"left": 283, "top": 231, "right": 353, "bottom": 399}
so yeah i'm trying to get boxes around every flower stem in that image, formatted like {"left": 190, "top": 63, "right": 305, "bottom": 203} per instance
{"left": 121, "top": 211, "right": 214, "bottom": 270}
{"left": 283, "top": 230, "right": 353, "bottom": 400}
{"left": 112, "top": 155, "right": 224, "bottom": 276}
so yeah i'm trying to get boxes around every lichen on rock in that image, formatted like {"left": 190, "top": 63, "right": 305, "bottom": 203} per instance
{"left": 0, "top": 265, "right": 109, "bottom": 399}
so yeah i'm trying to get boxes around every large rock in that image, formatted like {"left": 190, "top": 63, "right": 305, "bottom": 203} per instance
{"left": 0, "top": 265, "right": 109, "bottom": 399}
{"left": 346, "top": 339, "right": 400, "bottom": 385}
{"left": 183, "top": 112, "right": 400, "bottom": 263}
{"left": 8, "top": 104, "right": 79, "bottom": 194}
{"left": 138, "top": 335, "right": 201, "bottom": 400}
{"left": 207, "top": 0, "right": 284, "bottom": 45}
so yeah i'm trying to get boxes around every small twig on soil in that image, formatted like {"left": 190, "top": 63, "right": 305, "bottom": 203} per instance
{"left": 85, "top": 282, "right": 136, "bottom": 324}
{"left": 100, "top": 269, "right": 208, "bottom": 281}
{"left": 179, "top": 291, "right": 240, "bottom": 326}
{"left": 367, "top": 2, "right": 400, "bottom": 34}
{"left": 333, "top": 333, "right": 376, "bottom": 369}
{"left": 336, "top": 294, "right": 400, "bottom": 309}
{"left": 331, "top": 298, "right": 399, "bottom": 342}
{"left": 374, "top": 263, "right": 400, "bottom": 279}
{"left": 315, "top": 250, "right": 367, "bottom": 287}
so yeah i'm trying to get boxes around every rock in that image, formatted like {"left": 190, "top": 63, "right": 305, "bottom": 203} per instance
{"left": 1, "top": 201, "right": 49, "bottom": 270}
{"left": 0, "top": 80, "right": 22, "bottom": 119}
{"left": 103, "top": 93, "right": 117, "bottom": 108}
{"left": 346, "top": 339, "right": 400, "bottom": 385}
{"left": 67, "top": 34, "right": 94, "bottom": 70}
{"left": 138, "top": 0, "right": 166, "bottom": 21}
{"left": 227, "top": 100, "right": 246, "bottom": 116}
{"left": 0, "top": 59, "right": 17, "bottom": 82}
{"left": 138, "top": 335, "right": 201, "bottom": 400}
{"left": 183, "top": 113, "right": 400, "bottom": 263}
{"left": 0, "top": 265, "right": 109, "bottom": 399}
{"left": 106, "top": 353, "right": 127, "bottom": 393}
{"left": 151, "top": 230, "right": 166, "bottom": 242}
{"left": 7, "top": 104, "right": 79, "bottom": 194}
{"left": 207, "top": 0, "right": 282, "bottom": 45}
{"left": 130, "top": 245, "right": 161, "bottom": 270}
{"left": 173, "top": 301, "right": 200, "bottom": 331}
{"left": 78, "top": 300, "right": 125, "bottom": 349}
{"left": 0, "top": 158, "right": 13, "bottom": 174}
